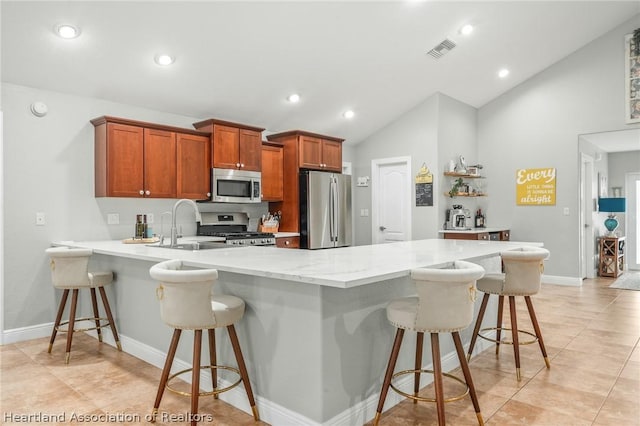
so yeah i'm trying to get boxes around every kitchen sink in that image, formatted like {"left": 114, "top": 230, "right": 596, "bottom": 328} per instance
{"left": 147, "top": 241, "right": 234, "bottom": 251}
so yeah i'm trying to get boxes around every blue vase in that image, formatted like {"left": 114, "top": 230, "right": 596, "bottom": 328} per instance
{"left": 604, "top": 215, "right": 618, "bottom": 233}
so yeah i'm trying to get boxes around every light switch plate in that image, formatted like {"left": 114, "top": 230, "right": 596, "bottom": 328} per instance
{"left": 146, "top": 213, "right": 154, "bottom": 224}
{"left": 107, "top": 213, "right": 120, "bottom": 225}
{"left": 563, "top": 207, "right": 570, "bottom": 216}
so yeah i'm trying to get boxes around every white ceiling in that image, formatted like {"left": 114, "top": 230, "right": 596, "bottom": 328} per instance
{"left": 2, "top": 1, "right": 639, "bottom": 145}
{"left": 581, "top": 128, "right": 640, "bottom": 152}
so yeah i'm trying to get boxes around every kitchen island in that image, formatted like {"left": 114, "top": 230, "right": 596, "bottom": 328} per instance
{"left": 54, "top": 238, "right": 539, "bottom": 425}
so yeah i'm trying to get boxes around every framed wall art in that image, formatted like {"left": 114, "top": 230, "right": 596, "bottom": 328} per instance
{"left": 625, "top": 31, "right": 640, "bottom": 124}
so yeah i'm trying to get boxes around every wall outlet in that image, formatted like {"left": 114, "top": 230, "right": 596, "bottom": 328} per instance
{"left": 563, "top": 207, "right": 570, "bottom": 216}
{"left": 357, "top": 176, "right": 370, "bottom": 187}
{"left": 107, "top": 213, "right": 120, "bottom": 225}
{"left": 360, "top": 209, "right": 369, "bottom": 217}
{"left": 35, "top": 212, "right": 45, "bottom": 226}
{"left": 146, "top": 213, "right": 154, "bottom": 224}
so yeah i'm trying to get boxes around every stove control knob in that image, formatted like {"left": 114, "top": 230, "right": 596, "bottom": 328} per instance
{"left": 250, "top": 240, "right": 256, "bottom": 245}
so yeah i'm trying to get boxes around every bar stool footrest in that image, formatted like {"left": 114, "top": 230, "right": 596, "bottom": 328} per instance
{"left": 166, "top": 365, "right": 242, "bottom": 398}
{"left": 390, "top": 369, "right": 469, "bottom": 403}
{"left": 55, "top": 317, "right": 112, "bottom": 334}
{"left": 478, "top": 327, "right": 538, "bottom": 345}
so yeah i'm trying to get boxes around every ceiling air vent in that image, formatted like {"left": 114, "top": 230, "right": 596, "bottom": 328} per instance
{"left": 427, "top": 38, "right": 456, "bottom": 59}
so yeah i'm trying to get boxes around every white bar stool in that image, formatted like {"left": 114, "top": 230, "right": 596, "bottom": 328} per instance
{"left": 374, "top": 260, "right": 486, "bottom": 426}
{"left": 466, "top": 246, "right": 551, "bottom": 381}
{"left": 45, "top": 247, "right": 122, "bottom": 364}
{"left": 149, "top": 259, "right": 259, "bottom": 426}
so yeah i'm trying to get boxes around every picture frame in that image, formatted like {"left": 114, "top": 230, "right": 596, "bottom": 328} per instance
{"left": 625, "top": 33, "right": 640, "bottom": 124}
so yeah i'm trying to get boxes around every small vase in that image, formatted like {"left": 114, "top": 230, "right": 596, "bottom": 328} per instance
{"left": 604, "top": 214, "right": 618, "bottom": 235}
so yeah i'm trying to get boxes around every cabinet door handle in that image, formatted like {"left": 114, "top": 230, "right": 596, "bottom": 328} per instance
{"left": 139, "top": 190, "right": 144, "bottom": 196}
{"left": 236, "top": 163, "right": 241, "bottom": 168}
{"left": 145, "top": 190, "right": 151, "bottom": 196}
{"left": 207, "top": 192, "right": 211, "bottom": 197}
{"left": 285, "top": 240, "right": 290, "bottom": 245}
{"left": 240, "top": 163, "right": 245, "bottom": 168}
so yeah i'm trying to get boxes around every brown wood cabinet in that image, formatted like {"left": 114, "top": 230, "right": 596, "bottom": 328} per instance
{"left": 266, "top": 130, "right": 344, "bottom": 233}
{"left": 261, "top": 142, "right": 284, "bottom": 201}
{"left": 299, "top": 134, "right": 343, "bottom": 171}
{"left": 442, "top": 230, "right": 510, "bottom": 241}
{"left": 92, "top": 116, "right": 210, "bottom": 199}
{"left": 177, "top": 133, "right": 211, "bottom": 200}
{"left": 276, "top": 236, "right": 300, "bottom": 248}
{"left": 599, "top": 236, "right": 625, "bottom": 278}
{"left": 193, "top": 119, "right": 264, "bottom": 172}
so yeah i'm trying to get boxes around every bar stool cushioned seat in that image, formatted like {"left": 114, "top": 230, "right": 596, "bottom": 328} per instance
{"left": 149, "top": 259, "right": 259, "bottom": 426}
{"left": 374, "top": 260, "right": 486, "bottom": 426}
{"left": 45, "top": 247, "right": 122, "bottom": 364}
{"left": 467, "top": 246, "right": 551, "bottom": 381}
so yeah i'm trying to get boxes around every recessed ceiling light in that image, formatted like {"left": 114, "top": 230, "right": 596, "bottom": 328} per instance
{"left": 56, "top": 24, "right": 80, "bottom": 39}
{"left": 287, "top": 93, "right": 300, "bottom": 103}
{"left": 154, "top": 54, "right": 175, "bottom": 66}
{"left": 498, "top": 68, "right": 510, "bottom": 78}
{"left": 343, "top": 110, "right": 355, "bottom": 119}
{"left": 460, "top": 24, "right": 474, "bottom": 35}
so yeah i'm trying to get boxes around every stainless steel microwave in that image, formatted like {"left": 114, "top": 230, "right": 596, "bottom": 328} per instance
{"left": 211, "top": 168, "right": 261, "bottom": 203}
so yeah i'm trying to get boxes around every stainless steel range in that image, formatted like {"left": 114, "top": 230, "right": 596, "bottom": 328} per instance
{"left": 197, "top": 212, "right": 275, "bottom": 246}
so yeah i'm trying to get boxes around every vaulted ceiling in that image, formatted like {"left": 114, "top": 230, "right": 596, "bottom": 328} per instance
{"left": 2, "top": 1, "right": 638, "bottom": 144}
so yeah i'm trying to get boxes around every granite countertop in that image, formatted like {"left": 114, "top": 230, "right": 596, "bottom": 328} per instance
{"left": 53, "top": 238, "right": 539, "bottom": 289}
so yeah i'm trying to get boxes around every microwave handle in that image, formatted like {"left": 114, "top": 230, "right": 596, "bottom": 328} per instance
{"left": 251, "top": 179, "right": 260, "bottom": 201}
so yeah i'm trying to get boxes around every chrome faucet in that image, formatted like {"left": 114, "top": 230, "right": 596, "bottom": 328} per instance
{"left": 170, "top": 199, "right": 202, "bottom": 247}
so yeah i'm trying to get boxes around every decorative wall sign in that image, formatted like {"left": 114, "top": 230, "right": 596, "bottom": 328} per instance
{"left": 625, "top": 31, "right": 640, "bottom": 124}
{"left": 516, "top": 168, "right": 556, "bottom": 206}
{"left": 415, "top": 163, "right": 433, "bottom": 206}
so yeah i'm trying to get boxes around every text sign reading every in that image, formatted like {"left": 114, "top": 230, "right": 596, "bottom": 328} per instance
{"left": 516, "top": 168, "right": 556, "bottom": 206}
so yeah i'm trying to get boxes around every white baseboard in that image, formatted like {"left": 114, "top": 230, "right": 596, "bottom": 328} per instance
{"left": 2, "top": 324, "right": 494, "bottom": 425}
{"left": 542, "top": 274, "right": 582, "bottom": 286}
{"left": 2, "top": 322, "right": 53, "bottom": 344}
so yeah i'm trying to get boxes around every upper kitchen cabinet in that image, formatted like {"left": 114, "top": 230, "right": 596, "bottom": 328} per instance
{"left": 192, "top": 119, "right": 265, "bottom": 171}
{"left": 268, "top": 130, "right": 344, "bottom": 172}
{"left": 261, "top": 141, "right": 284, "bottom": 201}
{"left": 92, "top": 116, "right": 210, "bottom": 199}
{"left": 177, "top": 133, "right": 211, "bottom": 200}
{"left": 299, "top": 134, "right": 343, "bottom": 171}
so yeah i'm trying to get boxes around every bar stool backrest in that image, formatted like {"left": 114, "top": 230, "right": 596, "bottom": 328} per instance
{"left": 410, "top": 260, "right": 485, "bottom": 332}
{"left": 45, "top": 247, "right": 92, "bottom": 289}
{"left": 149, "top": 259, "right": 220, "bottom": 329}
{"left": 501, "top": 247, "right": 550, "bottom": 295}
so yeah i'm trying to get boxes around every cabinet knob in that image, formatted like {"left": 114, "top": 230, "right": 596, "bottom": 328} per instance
{"left": 207, "top": 192, "right": 211, "bottom": 197}
{"left": 139, "top": 190, "right": 144, "bottom": 196}
{"left": 145, "top": 190, "right": 151, "bottom": 196}
{"left": 240, "top": 163, "right": 245, "bottom": 168}
{"left": 236, "top": 163, "right": 241, "bottom": 168}
{"left": 285, "top": 241, "right": 290, "bottom": 245}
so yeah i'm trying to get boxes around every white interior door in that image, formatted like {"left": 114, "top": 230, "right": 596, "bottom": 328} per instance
{"left": 625, "top": 173, "right": 640, "bottom": 270}
{"left": 580, "top": 153, "right": 595, "bottom": 279}
{"left": 371, "top": 157, "right": 411, "bottom": 244}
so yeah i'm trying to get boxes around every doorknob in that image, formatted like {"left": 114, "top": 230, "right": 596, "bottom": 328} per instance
{"left": 379, "top": 226, "right": 386, "bottom": 231}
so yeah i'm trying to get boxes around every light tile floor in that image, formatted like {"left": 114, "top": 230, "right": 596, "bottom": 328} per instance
{"left": 1, "top": 278, "right": 638, "bottom": 425}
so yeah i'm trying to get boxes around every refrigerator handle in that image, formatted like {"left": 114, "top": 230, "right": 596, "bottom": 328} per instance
{"left": 330, "top": 177, "right": 338, "bottom": 242}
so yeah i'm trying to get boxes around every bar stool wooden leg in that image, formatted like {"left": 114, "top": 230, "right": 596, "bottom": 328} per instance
{"left": 98, "top": 286, "right": 122, "bottom": 351}
{"left": 508, "top": 296, "right": 521, "bottom": 380}
{"left": 227, "top": 325, "right": 260, "bottom": 422}
{"left": 525, "top": 296, "right": 550, "bottom": 369}
{"left": 152, "top": 329, "right": 181, "bottom": 423}
{"left": 65, "top": 289, "right": 79, "bottom": 364}
{"left": 207, "top": 329, "right": 218, "bottom": 399}
{"left": 430, "top": 333, "right": 445, "bottom": 426}
{"left": 374, "top": 328, "right": 404, "bottom": 425}
{"left": 467, "top": 293, "right": 490, "bottom": 361}
{"left": 414, "top": 332, "right": 424, "bottom": 402}
{"left": 49, "top": 289, "right": 69, "bottom": 353}
{"left": 191, "top": 330, "right": 202, "bottom": 426}
{"left": 496, "top": 295, "right": 504, "bottom": 355}
{"left": 90, "top": 288, "right": 102, "bottom": 342}
{"left": 452, "top": 332, "right": 484, "bottom": 425}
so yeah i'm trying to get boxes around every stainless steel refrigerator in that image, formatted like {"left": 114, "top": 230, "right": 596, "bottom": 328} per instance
{"left": 299, "top": 170, "right": 352, "bottom": 249}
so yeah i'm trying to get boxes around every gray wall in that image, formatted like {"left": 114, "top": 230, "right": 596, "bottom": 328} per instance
{"left": 1, "top": 84, "right": 268, "bottom": 330}
{"left": 478, "top": 14, "right": 640, "bottom": 277}
{"left": 352, "top": 92, "right": 478, "bottom": 245}
{"left": 353, "top": 14, "right": 640, "bottom": 278}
